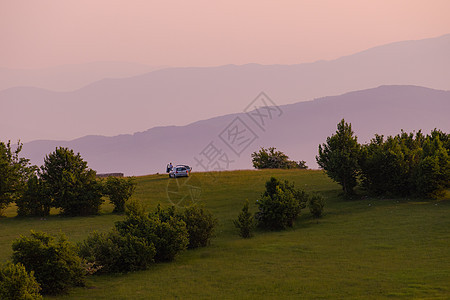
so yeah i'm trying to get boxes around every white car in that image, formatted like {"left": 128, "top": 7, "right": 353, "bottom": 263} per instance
{"left": 169, "top": 165, "right": 192, "bottom": 178}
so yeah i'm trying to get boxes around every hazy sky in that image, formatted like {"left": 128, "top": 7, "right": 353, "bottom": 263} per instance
{"left": 1, "top": 0, "right": 449, "bottom": 69}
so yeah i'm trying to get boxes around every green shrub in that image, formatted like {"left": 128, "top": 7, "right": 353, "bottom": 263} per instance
{"left": 16, "top": 175, "right": 51, "bottom": 217}
{"left": 11, "top": 231, "right": 85, "bottom": 295}
{"left": 308, "top": 194, "right": 325, "bottom": 218}
{"left": 251, "top": 147, "right": 307, "bottom": 169}
{"left": 104, "top": 176, "right": 136, "bottom": 213}
{"left": 180, "top": 205, "right": 217, "bottom": 248}
{"left": 255, "top": 177, "right": 308, "bottom": 230}
{"left": 233, "top": 200, "right": 254, "bottom": 238}
{"left": 0, "top": 262, "right": 42, "bottom": 300}
{"left": 115, "top": 205, "right": 189, "bottom": 262}
{"left": 78, "top": 230, "right": 155, "bottom": 274}
{"left": 414, "top": 136, "right": 450, "bottom": 198}
{"left": 358, "top": 129, "right": 450, "bottom": 198}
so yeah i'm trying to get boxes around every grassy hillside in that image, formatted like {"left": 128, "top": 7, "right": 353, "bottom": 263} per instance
{"left": 1, "top": 169, "right": 449, "bottom": 299}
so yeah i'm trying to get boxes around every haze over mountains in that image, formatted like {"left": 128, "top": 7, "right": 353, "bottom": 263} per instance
{"left": 1, "top": 34, "right": 449, "bottom": 143}
{"left": 0, "top": 62, "right": 164, "bottom": 92}
{"left": 21, "top": 85, "right": 450, "bottom": 176}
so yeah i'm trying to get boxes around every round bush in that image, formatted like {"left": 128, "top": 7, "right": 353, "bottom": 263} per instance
{"left": 12, "top": 231, "right": 85, "bottom": 295}
{"left": 78, "top": 230, "right": 155, "bottom": 274}
{"left": 115, "top": 205, "right": 189, "bottom": 262}
{"left": 180, "top": 205, "right": 217, "bottom": 248}
{"left": 0, "top": 262, "right": 42, "bottom": 300}
{"left": 308, "top": 194, "right": 325, "bottom": 218}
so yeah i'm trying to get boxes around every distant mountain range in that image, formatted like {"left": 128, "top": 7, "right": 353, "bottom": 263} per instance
{"left": 21, "top": 85, "right": 450, "bottom": 176}
{"left": 2, "top": 34, "right": 449, "bottom": 143}
{"left": 0, "top": 61, "right": 164, "bottom": 92}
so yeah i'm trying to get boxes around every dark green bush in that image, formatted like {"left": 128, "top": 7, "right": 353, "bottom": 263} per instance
{"left": 115, "top": 204, "right": 188, "bottom": 262}
{"left": 255, "top": 177, "right": 308, "bottom": 230}
{"left": 78, "top": 230, "right": 155, "bottom": 274}
{"left": 103, "top": 176, "right": 136, "bottom": 213}
{"left": 358, "top": 129, "right": 450, "bottom": 199}
{"left": 233, "top": 200, "right": 254, "bottom": 238}
{"left": 16, "top": 175, "right": 51, "bottom": 217}
{"left": 11, "top": 231, "right": 85, "bottom": 295}
{"left": 0, "top": 262, "right": 42, "bottom": 300}
{"left": 180, "top": 205, "right": 217, "bottom": 248}
{"left": 308, "top": 194, "right": 325, "bottom": 218}
{"left": 413, "top": 136, "right": 450, "bottom": 198}
{"left": 252, "top": 147, "right": 307, "bottom": 169}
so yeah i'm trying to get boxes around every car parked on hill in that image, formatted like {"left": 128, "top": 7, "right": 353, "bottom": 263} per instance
{"left": 169, "top": 165, "right": 192, "bottom": 178}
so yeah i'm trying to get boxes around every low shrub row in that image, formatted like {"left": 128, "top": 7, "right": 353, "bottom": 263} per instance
{"left": 2, "top": 203, "right": 217, "bottom": 298}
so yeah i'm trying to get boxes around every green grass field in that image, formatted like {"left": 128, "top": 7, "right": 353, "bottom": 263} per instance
{"left": 1, "top": 169, "right": 449, "bottom": 299}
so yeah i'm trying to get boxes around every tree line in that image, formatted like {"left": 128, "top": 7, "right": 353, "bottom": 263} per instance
{"left": 0, "top": 143, "right": 135, "bottom": 217}
{"left": 316, "top": 119, "right": 450, "bottom": 198}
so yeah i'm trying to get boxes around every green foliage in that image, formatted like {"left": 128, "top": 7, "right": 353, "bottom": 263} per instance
{"left": 252, "top": 147, "right": 307, "bottom": 169}
{"left": 233, "top": 200, "right": 254, "bottom": 238}
{"left": 180, "top": 205, "right": 217, "bottom": 248}
{"left": 115, "top": 205, "right": 188, "bottom": 262}
{"left": 414, "top": 135, "right": 450, "bottom": 198}
{"left": 103, "top": 176, "right": 136, "bottom": 213}
{"left": 317, "top": 119, "right": 360, "bottom": 196}
{"left": 255, "top": 177, "right": 309, "bottom": 230}
{"left": 359, "top": 133, "right": 420, "bottom": 196}
{"left": 40, "top": 147, "right": 103, "bottom": 216}
{"left": 77, "top": 229, "right": 155, "bottom": 274}
{"left": 308, "top": 194, "right": 325, "bottom": 218}
{"left": 16, "top": 175, "right": 51, "bottom": 217}
{"left": 11, "top": 231, "right": 85, "bottom": 295}
{"left": 359, "top": 130, "right": 450, "bottom": 198}
{"left": 0, "top": 262, "right": 42, "bottom": 300}
{"left": 0, "top": 141, "right": 35, "bottom": 216}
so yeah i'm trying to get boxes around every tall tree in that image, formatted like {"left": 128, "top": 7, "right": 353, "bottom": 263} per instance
{"left": 0, "top": 141, "right": 34, "bottom": 215}
{"left": 316, "top": 119, "right": 360, "bottom": 196}
{"left": 40, "top": 147, "right": 103, "bottom": 216}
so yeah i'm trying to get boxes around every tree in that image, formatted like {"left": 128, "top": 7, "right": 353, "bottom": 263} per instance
{"left": 16, "top": 175, "right": 51, "bottom": 217}
{"left": 359, "top": 135, "right": 412, "bottom": 196}
{"left": 12, "top": 231, "right": 85, "bottom": 295}
{"left": 180, "top": 205, "right": 217, "bottom": 248}
{"left": 233, "top": 200, "right": 255, "bottom": 238}
{"left": 40, "top": 147, "right": 103, "bottom": 216}
{"left": 414, "top": 135, "right": 450, "bottom": 198}
{"left": 115, "top": 204, "right": 189, "bottom": 262}
{"left": 316, "top": 119, "right": 360, "bottom": 196}
{"left": 77, "top": 229, "right": 155, "bottom": 274}
{"left": 251, "top": 147, "right": 307, "bottom": 169}
{"left": 103, "top": 176, "right": 136, "bottom": 213}
{"left": 0, "top": 141, "right": 34, "bottom": 216}
{"left": 255, "top": 177, "right": 308, "bottom": 230}
{"left": 308, "top": 194, "right": 325, "bottom": 218}
{"left": 0, "top": 262, "right": 42, "bottom": 300}
{"left": 358, "top": 130, "right": 449, "bottom": 198}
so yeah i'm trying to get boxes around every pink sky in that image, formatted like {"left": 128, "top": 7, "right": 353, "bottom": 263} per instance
{"left": 1, "top": 0, "right": 449, "bottom": 69}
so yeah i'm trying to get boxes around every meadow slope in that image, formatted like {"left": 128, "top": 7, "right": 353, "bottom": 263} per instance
{"left": 0, "top": 169, "right": 449, "bottom": 299}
